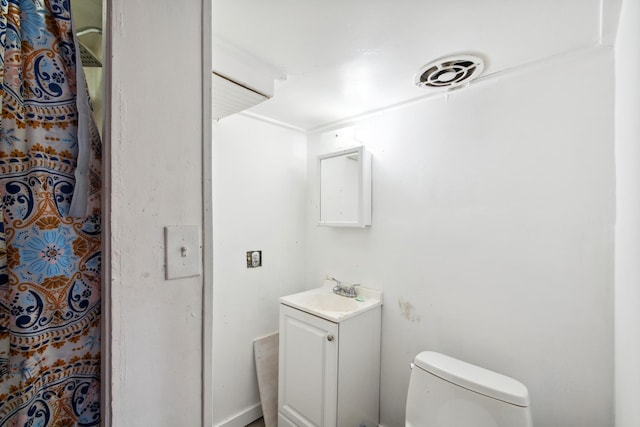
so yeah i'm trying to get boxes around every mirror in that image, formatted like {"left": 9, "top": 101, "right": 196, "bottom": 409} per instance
{"left": 318, "top": 146, "right": 371, "bottom": 227}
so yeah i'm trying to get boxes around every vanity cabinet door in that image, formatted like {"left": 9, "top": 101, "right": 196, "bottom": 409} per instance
{"left": 279, "top": 305, "right": 339, "bottom": 427}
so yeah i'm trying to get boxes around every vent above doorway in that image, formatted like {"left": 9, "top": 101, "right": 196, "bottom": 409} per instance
{"left": 212, "top": 72, "right": 270, "bottom": 120}
{"left": 212, "top": 37, "right": 284, "bottom": 121}
{"left": 414, "top": 54, "right": 485, "bottom": 89}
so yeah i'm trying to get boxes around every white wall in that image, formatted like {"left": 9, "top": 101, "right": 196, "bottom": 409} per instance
{"left": 107, "top": 0, "right": 207, "bottom": 425}
{"left": 212, "top": 115, "right": 307, "bottom": 426}
{"left": 305, "top": 49, "right": 615, "bottom": 427}
{"left": 615, "top": 0, "right": 640, "bottom": 425}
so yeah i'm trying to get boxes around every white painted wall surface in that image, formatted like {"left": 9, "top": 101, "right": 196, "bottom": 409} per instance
{"left": 107, "top": 0, "right": 206, "bottom": 425}
{"left": 615, "top": 0, "right": 640, "bottom": 425}
{"left": 212, "top": 115, "right": 307, "bottom": 426}
{"left": 305, "top": 49, "right": 615, "bottom": 427}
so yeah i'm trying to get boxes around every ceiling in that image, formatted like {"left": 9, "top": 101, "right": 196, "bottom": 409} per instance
{"left": 212, "top": 0, "right": 621, "bottom": 131}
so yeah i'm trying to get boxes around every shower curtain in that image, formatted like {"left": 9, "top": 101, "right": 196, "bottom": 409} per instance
{"left": 0, "top": 0, "right": 102, "bottom": 425}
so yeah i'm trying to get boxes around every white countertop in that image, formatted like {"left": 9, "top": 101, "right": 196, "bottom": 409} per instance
{"left": 280, "top": 280, "right": 383, "bottom": 323}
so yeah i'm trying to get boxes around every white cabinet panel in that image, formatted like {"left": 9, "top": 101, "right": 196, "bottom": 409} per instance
{"left": 278, "top": 303, "right": 381, "bottom": 427}
{"left": 279, "top": 305, "right": 339, "bottom": 426}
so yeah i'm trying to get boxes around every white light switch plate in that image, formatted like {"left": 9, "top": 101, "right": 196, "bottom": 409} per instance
{"left": 165, "top": 225, "right": 202, "bottom": 280}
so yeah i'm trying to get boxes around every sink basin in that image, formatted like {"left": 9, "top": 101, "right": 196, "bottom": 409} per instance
{"left": 307, "top": 293, "right": 360, "bottom": 313}
{"left": 280, "top": 280, "right": 383, "bottom": 322}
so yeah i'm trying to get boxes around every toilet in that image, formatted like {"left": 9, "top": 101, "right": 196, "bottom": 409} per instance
{"left": 406, "top": 351, "right": 533, "bottom": 427}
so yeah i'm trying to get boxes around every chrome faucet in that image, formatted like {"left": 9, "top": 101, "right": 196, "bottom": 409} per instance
{"left": 329, "top": 277, "right": 360, "bottom": 298}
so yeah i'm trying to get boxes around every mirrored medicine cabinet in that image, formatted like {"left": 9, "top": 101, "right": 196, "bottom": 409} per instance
{"left": 318, "top": 146, "right": 372, "bottom": 227}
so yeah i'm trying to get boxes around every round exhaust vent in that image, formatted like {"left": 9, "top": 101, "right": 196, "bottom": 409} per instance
{"left": 415, "top": 54, "right": 485, "bottom": 89}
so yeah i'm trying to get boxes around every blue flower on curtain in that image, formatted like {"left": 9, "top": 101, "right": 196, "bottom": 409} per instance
{"left": 21, "top": 228, "right": 73, "bottom": 278}
{"left": 0, "top": 129, "right": 20, "bottom": 147}
{"left": 18, "top": 0, "right": 44, "bottom": 41}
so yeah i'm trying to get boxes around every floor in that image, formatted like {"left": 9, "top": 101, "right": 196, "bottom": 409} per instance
{"left": 246, "top": 418, "right": 265, "bottom": 427}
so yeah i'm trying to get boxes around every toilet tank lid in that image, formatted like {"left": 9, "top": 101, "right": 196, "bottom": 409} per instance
{"left": 414, "top": 351, "right": 530, "bottom": 407}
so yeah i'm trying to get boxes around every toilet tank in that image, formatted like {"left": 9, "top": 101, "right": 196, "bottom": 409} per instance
{"left": 406, "top": 351, "right": 533, "bottom": 427}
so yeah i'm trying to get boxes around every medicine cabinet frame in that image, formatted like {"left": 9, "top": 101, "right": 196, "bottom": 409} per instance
{"left": 318, "top": 146, "right": 372, "bottom": 228}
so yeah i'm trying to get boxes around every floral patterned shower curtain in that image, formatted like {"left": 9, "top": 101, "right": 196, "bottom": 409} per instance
{"left": 0, "top": 0, "right": 102, "bottom": 425}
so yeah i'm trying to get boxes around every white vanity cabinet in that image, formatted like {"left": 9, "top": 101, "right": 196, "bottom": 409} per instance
{"left": 278, "top": 289, "right": 382, "bottom": 427}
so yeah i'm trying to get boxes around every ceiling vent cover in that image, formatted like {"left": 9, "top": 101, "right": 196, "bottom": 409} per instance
{"left": 212, "top": 72, "right": 270, "bottom": 120}
{"left": 415, "top": 54, "right": 485, "bottom": 89}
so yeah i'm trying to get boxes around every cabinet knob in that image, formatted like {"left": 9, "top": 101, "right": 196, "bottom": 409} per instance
{"left": 327, "top": 335, "right": 335, "bottom": 342}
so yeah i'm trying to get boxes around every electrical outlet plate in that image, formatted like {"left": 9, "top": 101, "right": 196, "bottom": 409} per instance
{"left": 246, "top": 250, "right": 262, "bottom": 268}
{"left": 165, "top": 225, "right": 202, "bottom": 279}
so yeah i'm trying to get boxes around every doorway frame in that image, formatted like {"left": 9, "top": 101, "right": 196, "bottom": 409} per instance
{"left": 201, "top": 0, "right": 214, "bottom": 425}
{"left": 100, "top": 0, "right": 112, "bottom": 424}
{"left": 100, "top": 0, "right": 214, "bottom": 425}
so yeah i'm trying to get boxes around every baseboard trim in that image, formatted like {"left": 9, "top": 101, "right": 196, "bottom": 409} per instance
{"left": 213, "top": 403, "right": 262, "bottom": 427}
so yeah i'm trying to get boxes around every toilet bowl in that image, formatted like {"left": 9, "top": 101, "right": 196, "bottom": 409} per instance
{"left": 406, "top": 351, "right": 533, "bottom": 427}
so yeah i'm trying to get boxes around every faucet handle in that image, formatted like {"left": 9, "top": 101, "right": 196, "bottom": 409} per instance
{"left": 329, "top": 277, "right": 360, "bottom": 297}
{"left": 346, "top": 283, "right": 360, "bottom": 297}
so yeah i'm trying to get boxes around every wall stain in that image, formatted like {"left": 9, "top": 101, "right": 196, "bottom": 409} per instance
{"left": 398, "top": 299, "right": 421, "bottom": 323}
